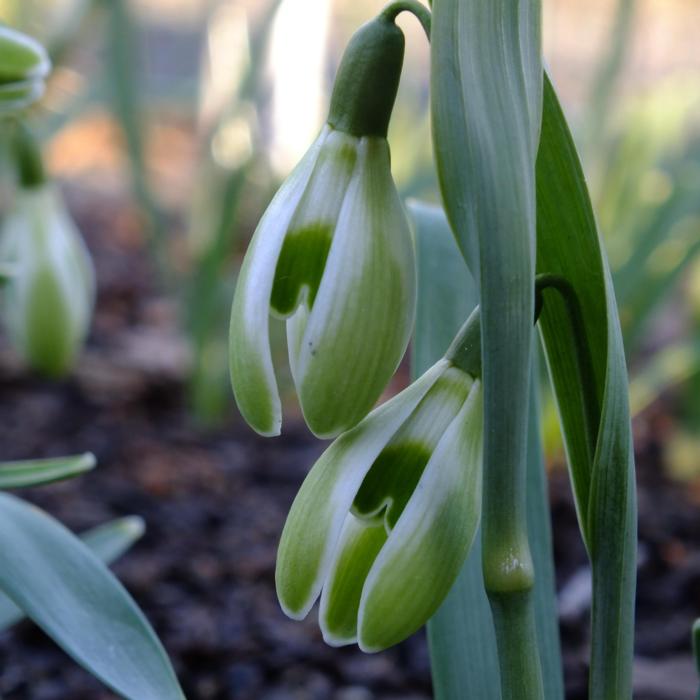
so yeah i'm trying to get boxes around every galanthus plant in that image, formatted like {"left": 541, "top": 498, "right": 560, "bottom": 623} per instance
{"left": 0, "top": 25, "right": 185, "bottom": 700}
{"left": 230, "top": 1, "right": 638, "bottom": 698}
{"left": 1, "top": 124, "right": 94, "bottom": 377}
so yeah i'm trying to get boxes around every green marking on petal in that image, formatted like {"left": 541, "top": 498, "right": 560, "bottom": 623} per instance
{"left": 350, "top": 367, "right": 472, "bottom": 529}
{"left": 270, "top": 223, "right": 333, "bottom": 316}
{"left": 351, "top": 442, "right": 431, "bottom": 531}
{"left": 337, "top": 143, "right": 358, "bottom": 169}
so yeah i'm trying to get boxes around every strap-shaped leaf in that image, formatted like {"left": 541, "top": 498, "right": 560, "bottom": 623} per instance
{"left": 0, "top": 452, "right": 95, "bottom": 489}
{"left": 431, "top": 2, "right": 545, "bottom": 695}
{"left": 0, "top": 515, "right": 145, "bottom": 631}
{"left": 536, "top": 75, "right": 637, "bottom": 698}
{"left": 0, "top": 493, "right": 184, "bottom": 700}
{"left": 409, "top": 202, "right": 562, "bottom": 699}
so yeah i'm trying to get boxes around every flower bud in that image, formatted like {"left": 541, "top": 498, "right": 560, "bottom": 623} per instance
{"left": 0, "top": 26, "right": 50, "bottom": 113}
{"left": 229, "top": 15, "right": 415, "bottom": 438}
{"left": 0, "top": 184, "right": 95, "bottom": 377}
{"left": 276, "top": 353, "right": 483, "bottom": 651}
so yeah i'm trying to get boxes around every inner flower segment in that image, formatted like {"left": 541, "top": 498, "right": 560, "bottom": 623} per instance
{"left": 351, "top": 367, "right": 473, "bottom": 533}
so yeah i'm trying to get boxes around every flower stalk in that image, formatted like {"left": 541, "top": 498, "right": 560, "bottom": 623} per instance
{"left": 11, "top": 121, "right": 46, "bottom": 188}
{"left": 381, "top": 1, "right": 432, "bottom": 39}
{"left": 430, "top": 0, "right": 545, "bottom": 696}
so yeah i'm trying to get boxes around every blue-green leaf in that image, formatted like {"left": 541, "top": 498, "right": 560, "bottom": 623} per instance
{"left": 0, "top": 493, "right": 184, "bottom": 700}
{"left": 536, "top": 74, "right": 636, "bottom": 699}
{"left": 0, "top": 515, "right": 145, "bottom": 631}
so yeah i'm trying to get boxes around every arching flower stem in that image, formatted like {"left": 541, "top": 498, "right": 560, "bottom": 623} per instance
{"left": 536, "top": 272, "right": 600, "bottom": 472}
{"left": 381, "top": 1, "right": 432, "bottom": 40}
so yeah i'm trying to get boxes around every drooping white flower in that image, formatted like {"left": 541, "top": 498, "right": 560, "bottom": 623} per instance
{"left": 0, "top": 184, "right": 95, "bottom": 377}
{"left": 229, "top": 15, "right": 415, "bottom": 438}
{"left": 275, "top": 346, "right": 483, "bottom": 651}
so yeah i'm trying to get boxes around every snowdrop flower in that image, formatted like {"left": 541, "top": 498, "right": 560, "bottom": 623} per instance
{"left": 276, "top": 313, "right": 483, "bottom": 651}
{"left": 229, "top": 14, "right": 415, "bottom": 438}
{"left": 1, "top": 179, "right": 95, "bottom": 377}
{"left": 0, "top": 26, "right": 50, "bottom": 113}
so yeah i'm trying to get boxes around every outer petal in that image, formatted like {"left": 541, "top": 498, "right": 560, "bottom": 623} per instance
{"left": 358, "top": 379, "right": 484, "bottom": 652}
{"left": 229, "top": 128, "right": 327, "bottom": 436}
{"left": 294, "top": 137, "right": 417, "bottom": 438}
{"left": 276, "top": 359, "right": 448, "bottom": 619}
{"left": 319, "top": 515, "right": 386, "bottom": 646}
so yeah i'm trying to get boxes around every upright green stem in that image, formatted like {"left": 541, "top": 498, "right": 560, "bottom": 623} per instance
{"left": 451, "top": 300, "right": 543, "bottom": 699}
{"left": 536, "top": 273, "right": 600, "bottom": 466}
{"left": 11, "top": 121, "right": 46, "bottom": 189}
{"left": 429, "top": 0, "right": 544, "bottom": 694}
{"left": 482, "top": 395, "right": 543, "bottom": 700}
{"left": 490, "top": 592, "right": 544, "bottom": 699}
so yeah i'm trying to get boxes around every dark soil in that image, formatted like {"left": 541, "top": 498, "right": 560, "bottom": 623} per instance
{"left": 0, "top": 192, "right": 698, "bottom": 699}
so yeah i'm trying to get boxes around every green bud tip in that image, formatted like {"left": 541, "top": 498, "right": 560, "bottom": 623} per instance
{"left": 327, "top": 15, "right": 405, "bottom": 138}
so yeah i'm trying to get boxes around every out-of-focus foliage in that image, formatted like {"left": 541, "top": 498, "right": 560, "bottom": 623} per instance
{"left": 3, "top": 0, "right": 700, "bottom": 452}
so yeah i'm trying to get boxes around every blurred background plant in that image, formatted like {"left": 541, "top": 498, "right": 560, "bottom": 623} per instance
{"left": 1, "top": 0, "right": 699, "bottom": 492}
{"left": 0, "top": 20, "right": 186, "bottom": 699}
{"left": 3, "top": 0, "right": 698, "bottom": 457}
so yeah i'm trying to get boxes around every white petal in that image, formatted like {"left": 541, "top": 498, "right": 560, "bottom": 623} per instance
{"left": 229, "top": 127, "right": 328, "bottom": 436}
{"left": 358, "top": 379, "right": 483, "bottom": 652}
{"left": 275, "top": 359, "right": 448, "bottom": 619}
{"left": 295, "top": 137, "right": 417, "bottom": 437}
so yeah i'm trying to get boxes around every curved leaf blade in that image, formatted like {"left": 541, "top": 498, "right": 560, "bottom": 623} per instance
{"left": 0, "top": 515, "right": 146, "bottom": 632}
{"left": 536, "top": 74, "right": 637, "bottom": 699}
{"left": 0, "top": 493, "right": 184, "bottom": 700}
{"left": 0, "top": 452, "right": 96, "bottom": 489}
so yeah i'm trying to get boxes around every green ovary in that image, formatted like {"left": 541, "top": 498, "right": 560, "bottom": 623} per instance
{"left": 270, "top": 223, "right": 333, "bottom": 316}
